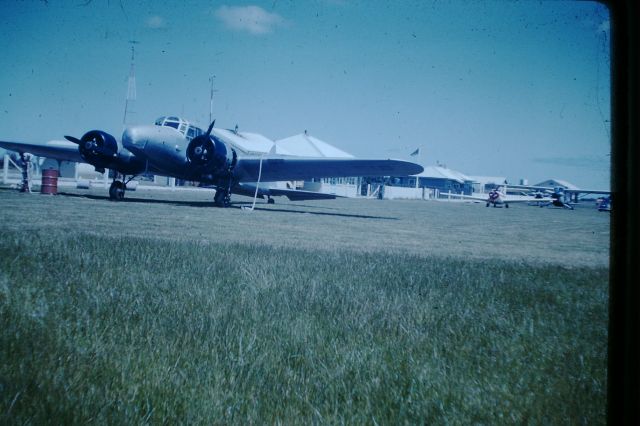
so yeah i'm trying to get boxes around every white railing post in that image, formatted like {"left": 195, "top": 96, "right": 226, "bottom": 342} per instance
{"left": 3, "top": 154, "right": 8, "bottom": 184}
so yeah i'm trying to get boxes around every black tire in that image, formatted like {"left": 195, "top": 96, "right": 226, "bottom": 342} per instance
{"left": 109, "top": 181, "right": 126, "bottom": 201}
{"left": 214, "top": 189, "right": 229, "bottom": 207}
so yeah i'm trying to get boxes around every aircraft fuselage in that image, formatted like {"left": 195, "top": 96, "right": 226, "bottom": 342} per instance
{"left": 122, "top": 125, "right": 191, "bottom": 177}
{"left": 120, "top": 124, "right": 233, "bottom": 186}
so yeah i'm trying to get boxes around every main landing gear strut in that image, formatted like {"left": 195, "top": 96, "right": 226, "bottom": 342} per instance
{"left": 213, "top": 177, "right": 234, "bottom": 207}
{"left": 213, "top": 188, "right": 230, "bottom": 207}
{"left": 109, "top": 174, "right": 136, "bottom": 201}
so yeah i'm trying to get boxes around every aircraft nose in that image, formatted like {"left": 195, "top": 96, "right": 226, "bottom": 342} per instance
{"left": 122, "top": 126, "right": 148, "bottom": 151}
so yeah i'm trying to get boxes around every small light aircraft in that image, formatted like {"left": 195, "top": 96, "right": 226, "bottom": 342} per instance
{"left": 0, "top": 116, "right": 423, "bottom": 207}
{"left": 483, "top": 186, "right": 556, "bottom": 208}
{"left": 458, "top": 186, "right": 552, "bottom": 208}
{"left": 536, "top": 188, "right": 574, "bottom": 210}
{"left": 505, "top": 183, "right": 611, "bottom": 207}
{"left": 468, "top": 185, "right": 607, "bottom": 210}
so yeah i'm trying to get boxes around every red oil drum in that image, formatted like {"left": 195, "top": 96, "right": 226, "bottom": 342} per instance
{"left": 41, "top": 169, "right": 59, "bottom": 195}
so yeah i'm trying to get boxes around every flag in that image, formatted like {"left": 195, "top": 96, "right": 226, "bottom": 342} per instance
{"left": 410, "top": 148, "right": 420, "bottom": 156}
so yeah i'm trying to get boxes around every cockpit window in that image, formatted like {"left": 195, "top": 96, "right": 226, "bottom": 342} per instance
{"left": 154, "top": 116, "right": 205, "bottom": 139}
{"left": 186, "top": 126, "right": 204, "bottom": 141}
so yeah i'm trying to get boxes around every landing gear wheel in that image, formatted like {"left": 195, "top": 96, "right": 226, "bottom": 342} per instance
{"left": 109, "top": 181, "right": 126, "bottom": 201}
{"left": 267, "top": 197, "right": 275, "bottom": 204}
{"left": 214, "top": 189, "right": 230, "bottom": 207}
{"left": 505, "top": 204, "right": 509, "bottom": 208}
{"left": 485, "top": 203, "right": 490, "bottom": 207}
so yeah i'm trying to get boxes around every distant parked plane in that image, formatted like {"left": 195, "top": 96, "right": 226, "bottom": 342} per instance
{"left": 484, "top": 187, "right": 558, "bottom": 208}
{"left": 536, "top": 188, "right": 575, "bottom": 210}
{"left": 1, "top": 116, "right": 422, "bottom": 207}
{"left": 459, "top": 186, "right": 552, "bottom": 208}
{"left": 506, "top": 183, "right": 611, "bottom": 205}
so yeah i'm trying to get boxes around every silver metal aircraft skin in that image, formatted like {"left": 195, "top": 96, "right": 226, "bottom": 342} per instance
{"left": 0, "top": 116, "right": 423, "bottom": 206}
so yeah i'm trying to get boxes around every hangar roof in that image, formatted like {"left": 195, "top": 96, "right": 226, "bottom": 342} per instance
{"left": 211, "top": 128, "right": 281, "bottom": 155}
{"left": 417, "top": 166, "right": 471, "bottom": 183}
{"left": 533, "top": 178, "right": 579, "bottom": 190}
{"left": 208, "top": 128, "right": 352, "bottom": 158}
{"left": 275, "top": 132, "right": 354, "bottom": 158}
{"left": 467, "top": 175, "right": 507, "bottom": 186}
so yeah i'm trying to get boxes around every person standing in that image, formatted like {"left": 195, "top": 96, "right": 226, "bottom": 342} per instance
{"left": 19, "top": 153, "right": 30, "bottom": 193}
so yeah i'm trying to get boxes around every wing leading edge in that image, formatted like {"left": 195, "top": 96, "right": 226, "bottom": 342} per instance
{"left": 233, "top": 157, "right": 423, "bottom": 182}
{"left": 0, "top": 140, "right": 83, "bottom": 163}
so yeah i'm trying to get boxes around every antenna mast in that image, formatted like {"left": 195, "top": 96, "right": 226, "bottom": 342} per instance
{"left": 209, "top": 75, "right": 218, "bottom": 124}
{"left": 123, "top": 41, "right": 138, "bottom": 126}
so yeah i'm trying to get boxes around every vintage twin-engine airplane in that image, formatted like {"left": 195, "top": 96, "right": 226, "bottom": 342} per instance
{"left": 0, "top": 116, "right": 423, "bottom": 206}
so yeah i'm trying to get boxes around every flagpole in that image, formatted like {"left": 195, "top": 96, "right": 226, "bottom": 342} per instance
{"left": 408, "top": 146, "right": 422, "bottom": 188}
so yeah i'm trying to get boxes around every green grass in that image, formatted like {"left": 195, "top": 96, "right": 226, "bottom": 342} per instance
{"left": 0, "top": 188, "right": 609, "bottom": 423}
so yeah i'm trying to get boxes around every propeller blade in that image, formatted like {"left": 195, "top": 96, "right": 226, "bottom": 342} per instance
{"left": 64, "top": 135, "right": 82, "bottom": 144}
{"left": 205, "top": 120, "right": 216, "bottom": 137}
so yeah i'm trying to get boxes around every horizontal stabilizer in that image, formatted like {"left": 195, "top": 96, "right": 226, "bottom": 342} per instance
{"left": 234, "top": 183, "right": 338, "bottom": 201}
{"left": 268, "top": 188, "right": 338, "bottom": 201}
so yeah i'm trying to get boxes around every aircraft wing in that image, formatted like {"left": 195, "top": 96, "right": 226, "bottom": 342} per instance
{"left": 508, "top": 184, "right": 611, "bottom": 196}
{"left": 268, "top": 188, "right": 338, "bottom": 201}
{"left": 457, "top": 194, "right": 552, "bottom": 203}
{"left": 0, "top": 140, "right": 83, "bottom": 163}
{"left": 564, "top": 189, "right": 611, "bottom": 196}
{"left": 500, "top": 196, "right": 553, "bottom": 203}
{"left": 233, "top": 157, "right": 423, "bottom": 182}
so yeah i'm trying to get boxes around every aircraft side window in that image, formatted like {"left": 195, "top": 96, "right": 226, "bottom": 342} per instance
{"left": 186, "top": 127, "right": 196, "bottom": 140}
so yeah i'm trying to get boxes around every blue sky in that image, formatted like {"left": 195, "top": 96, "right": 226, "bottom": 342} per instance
{"left": 0, "top": 0, "right": 611, "bottom": 189}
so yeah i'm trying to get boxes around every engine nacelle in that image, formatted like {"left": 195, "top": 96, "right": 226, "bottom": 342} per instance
{"left": 186, "top": 133, "right": 236, "bottom": 175}
{"left": 77, "top": 130, "right": 118, "bottom": 168}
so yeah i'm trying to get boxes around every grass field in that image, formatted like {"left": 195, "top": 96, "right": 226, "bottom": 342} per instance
{"left": 0, "top": 187, "right": 610, "bottom": 423}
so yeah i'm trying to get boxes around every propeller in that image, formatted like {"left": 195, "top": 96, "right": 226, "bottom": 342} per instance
{"left": 186, "top": 119, "right": 236, "bottom": 174}
{"left": 64, "top": 135, "right": 82, "bottom": 144}
{"left": 186, "top": 120, "right": 216, "bottom": 167}
{"left": 206, "top": 119, "right": 215, "bottom": 136}
{"left": 65, "top": 130, "right": 118, "bottom": 165}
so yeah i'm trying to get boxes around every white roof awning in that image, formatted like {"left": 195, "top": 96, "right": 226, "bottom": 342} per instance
{"left": 275, "top": 132, "right": 354, "bottom": 158}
